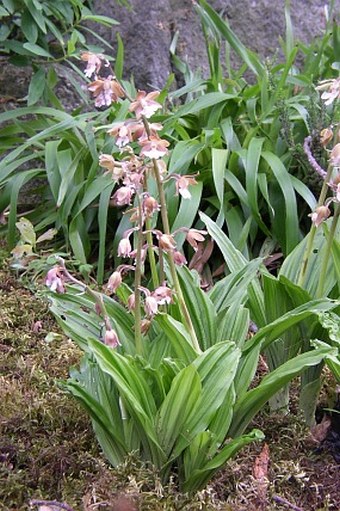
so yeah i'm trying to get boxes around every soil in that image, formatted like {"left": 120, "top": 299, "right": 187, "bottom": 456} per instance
{"left": 0, "top": 246, "right": 339, "bottom": 511}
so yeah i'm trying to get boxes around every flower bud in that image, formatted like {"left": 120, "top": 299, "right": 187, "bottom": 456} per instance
{"left": 104, "top": 328, "right": 120, "bottom": 348}
{"left": 127, "top": 293, "right": 136, "bottom": 311}
{"left": 173, "top": 250, "right": 187, "bottom": 266}
{"left": 141, "top": 319, "right": 151, "bottom": 335}
{"left": 142, "top": 195, "right": 160, "bottom": 217}
{"left": 99, "top": 154, "right": 115, "bottom": 170}
{"left": 309, "top": 205, "right": 331, "bottom": 227}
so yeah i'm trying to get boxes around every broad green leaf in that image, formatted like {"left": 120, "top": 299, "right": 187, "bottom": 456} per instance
{"left": 156, "top": 365, "right": 201, "bottom": 456}
{"left": 27, "top": 67, "right": 45, "bottom": 106}
{"left": 176, "top": 266, "right": 217, "bottom": 350}
{"left": 154, "top": 314, "right": 197, "bottom": 364}
{"left": 200, "top": 212, "right": 266, "bottom": 326}
{"left": 88, "top": 339, "right": 164, "bottom": 464}
{"left": 21, "top": 9, "right": 38, "bottom": 43}
{"left": 23, "top": 43, "right": 52, "bottom": 58}
{"left": 182, "top": 429, "right": 264, "bottom": 493}
{"left": 244, "top": 297, "right": 339, "bottom": 354}
{"left": 229, "top": 344, "right": 336, "bottom": 437}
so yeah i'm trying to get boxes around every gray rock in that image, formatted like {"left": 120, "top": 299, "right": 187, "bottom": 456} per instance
{"left": 93, "top": 0, "right": 340, "bottom": 89}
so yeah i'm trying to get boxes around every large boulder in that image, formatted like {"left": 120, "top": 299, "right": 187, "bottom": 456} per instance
{"left": 93, "top": 0, "right": 340, "bottom": 89}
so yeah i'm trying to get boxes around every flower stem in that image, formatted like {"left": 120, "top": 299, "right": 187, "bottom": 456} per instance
{"left": 297, "top": 162, "right": 334, "bottom": 288}
{"left": 133, "top": 197, "right": 144, "bottom": 355}
{"left": 145, "top": 219, "right": 160, "bottom": 289}
{"left": 151, "top": 156, "right": 201, "bottom": 353}
{"left": 316, "top": 203, "right": 340, "bottom": 298}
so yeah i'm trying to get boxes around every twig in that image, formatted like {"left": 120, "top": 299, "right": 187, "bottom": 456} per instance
{"left": 272, "top": 495, "right": 304, "bottom": 511}
{"left": 30, "top": 500, "right": 75, "bottom": 511}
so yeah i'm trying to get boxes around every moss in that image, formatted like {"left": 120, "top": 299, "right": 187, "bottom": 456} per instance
{"left": 1, "top": 249, "right": 339, "bottom": 511}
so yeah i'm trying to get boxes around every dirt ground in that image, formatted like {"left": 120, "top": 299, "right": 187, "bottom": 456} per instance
{"left": 0, "top": 253, "right": 339, "bottom": 511}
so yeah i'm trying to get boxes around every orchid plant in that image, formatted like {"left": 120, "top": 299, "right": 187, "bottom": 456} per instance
{"left": 45, "top": 51, "right": 339, "bottom": 493}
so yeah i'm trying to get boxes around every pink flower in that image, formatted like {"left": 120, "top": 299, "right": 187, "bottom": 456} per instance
{"left": 104, "top": 328, "right": 120, "bottom": 348}
{"left": 129, "top": 91, "right": 161, "bottom": 118}
{"left": 330, "top": 143, "right": 340, "bottom": 167}
{"left": 317, "top": 78, "right": 340, "bottom": 106}
{"left": 118, "top": 238, "right": 132, "bottom": 257}
{"left": 81, "top": 52, "right": 103, "bottom": 78}
{"left": 88, "top": 77, "right": 125, "bottom": 107}
{"left": 144, "top": 295, "right": 159, "bottom": 317}
{"left": 106, "top": 271, "right": 122, "bottom": 293}
{"left": 139, "top": 136, "right": 169, "bottom": 160}
{"left": 112, "top": 186, "right": 134, "bottom": 206}
{"left": 309, "top": 205, "right": 331, "bottom": 227}
{"left": 174, "top": 175, "right": 198, "bottom": 199}
{"left": 186, "top": 229, "right": 207, "bottom": 251}
{"left": 142, "top": 194, "right": 160, "bottom": 217}
{"left": 45, "top": 266, "right": 65, "bottom": 293}
{"left": 152, "top": 284, "right": 172, "bottom": 305}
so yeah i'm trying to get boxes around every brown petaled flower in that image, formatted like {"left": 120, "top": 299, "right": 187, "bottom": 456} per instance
{"left": 81, "top": 52, "right": 103, "bottom": 78}
{"left": 99, "top": 154, "right": 115, "bottom": 170}
{"left": 45, "top": 266, "right": 65, "bottom": 293}
{"left": 308, "top": 205, "right": 331, "bottom": 227}
{"left": 158, "top": 233, "right": 177, "bottom": 252}
{"left": 88, "top": 77, "right": 125, "bottom": 107}
{"left": 104, "top": 328, "right": 120, "bottom": 348}
{"left": 141, "top": 319, "right": 151, "bottom": 335}
{"left": 320, "top": 128, "right": 333, "bottom": 147}
{"left": 186, "top": 229, "right": 207, "bottom": 251}
{"left": 139, "top": 136, "right": 169, "bottom": 160}
{"left": 173, "top": 175, "right": 198, "bottom": 199}
{"left": 129, "top": 91, "right": 161, "bottom": 118}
